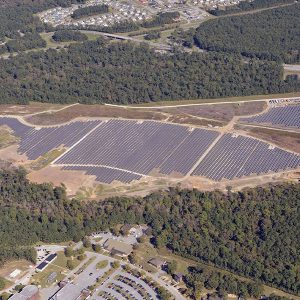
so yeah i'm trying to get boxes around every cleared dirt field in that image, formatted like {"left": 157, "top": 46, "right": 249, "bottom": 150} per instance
{"left": 0, "top": 102, "right": 66, "bottom": 116}
{"left": 27, "top": 166, "right": 97, "bottom": 195}
{"left": 0, "top": 260, "right": 32, "bottom": 279}
{"left": 236, "top": 125, "right": 300, "bottom": 153}
{"left": 161, "top": 101, "right": 267, "bottom": 122}
{"left": 25, "top": 104, "right": 165, "bottom": 125}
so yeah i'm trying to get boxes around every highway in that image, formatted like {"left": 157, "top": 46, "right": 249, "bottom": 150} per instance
{"left": 79, "top": 30, "right": 172, "bottom": 50}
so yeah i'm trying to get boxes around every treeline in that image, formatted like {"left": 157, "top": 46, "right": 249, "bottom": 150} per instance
{"left": 185, "top": 266, "right": 263, "bottom": 299}
{"left": 0, "top": 38, "right": 299, "bottom": 105}
{"left": 0, "top": 0, "right": 85, "bottom": 41}
{"left": 142, "top": 11, "right": 180, "bottom": 28}
{"left": 71, "top": 4, "right": 109, "bottom": 19}
{"left": 52, "top": 30, "right": 87, "bottom": 42}
{"left": 0, "top": 33, "right": 46, "bottom": 54}
{"left": 62, "top": 21, "right": 140, "bottom": 34}
{"left": 61, "top": 11, "right": 180, "bottom": 34}
{"left": 194, "top": 3, "right": 300, "bottom": 63}
{"left": 209, "top": 0, "right": 295, "bottom": 16}
{"left": 0, "top": 167, "right": 299, "bottom": 295}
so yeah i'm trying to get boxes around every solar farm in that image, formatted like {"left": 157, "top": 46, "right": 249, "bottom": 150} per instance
{"left": 0, "top": 116, "right": 299, "bottom": 184}
{"left": 239, "top": 105, "right": 300, "bottom": 129}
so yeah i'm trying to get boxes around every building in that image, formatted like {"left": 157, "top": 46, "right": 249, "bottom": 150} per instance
{"left": 103, "top": 239, "right": 133, "bottom": 257}
{"left": 45, "top": 253, "right": 57, "bottom": 263}
{"left": 50, "top": 283, "right": 90, "bottom": 300}
{"left": 10, "top": 285, "right": 39, "bottom": 300}
{"left": 35, "top": 261, "right": 48, "bottom": 272}
{"left": 148, "top": 257, "right": 166, "bottom": 269}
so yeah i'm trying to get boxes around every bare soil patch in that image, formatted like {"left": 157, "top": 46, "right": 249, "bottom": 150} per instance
{"left": 25, "top": 104, "right": 165, "bottom": 125}
{"left": 236, "top": 125, "right": 300, "bottom": 153}
{"left": 27, "top": 166, "right": 96, "bottom": 195}
{"left": 0, "top": 144, "right": 28, "bottom": 164}
{"left": 0, "top": 260, "right": 32, "bottom": 279}
{"left": 167, "top": 114, "right": 224, "bottom": 127}
{"left": 0, "top": 102, "right": 65, "bottom": 116}
{"left": 161, "top": 101, "right": 267, "bottom": 122}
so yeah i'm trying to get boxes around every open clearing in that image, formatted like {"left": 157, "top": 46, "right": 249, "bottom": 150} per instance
{"left": 25, "top": 104, "right": 165, "bottom": 126}
{"left": 160, "top": 101, "right": 267, "bottom": 122}
{"left": 0, "top": 99, "right": 299, "bottom": 196}
{"left": 236, "top": 125, "right": 300, "bottom": 154}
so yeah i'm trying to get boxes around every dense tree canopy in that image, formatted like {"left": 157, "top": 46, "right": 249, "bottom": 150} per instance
{"left": 209, "top": 0, "right": 295, "bottom": 16}
{"left": 195, "top": 3, "right": 300, "bottom": 63}
{"left": 0, "top": 167, "right": 299, "bottom": 295}
{"left": 0, "top": 38, "right": 299, "bottom": 105}
{"left": 0, "top": 0, "right": 85, "bottom": 41}
{"left": 0, "top": 33, "right": 46, "bottom": 54}
{"left": 52, "top": 30, "right": 87, "bottom": 42}
{"left": 71, "top": 4, "right": 109, "bottom": 19}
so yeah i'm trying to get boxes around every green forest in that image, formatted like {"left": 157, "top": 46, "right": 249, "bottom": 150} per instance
{"left": 71, "top": 4, "right": 109, "bottom": 19}
{"left": 209, "top": 0, "right": 295, "bottom": 16}
{"left": 194, "top": 3, "right": 300, "bottom": 63}
{"left": 52, "top": 30, "right": 87, "bottom": 42}
{"left": 0, "top": 168, "right": 299, "bottom": 296}
{"left": 0, "top": 38, "right": 299, "bottom": 105}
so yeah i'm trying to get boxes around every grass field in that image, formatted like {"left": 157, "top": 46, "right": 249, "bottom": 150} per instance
{"left": 96, "top": 260, "right": 108, "bottom": 269}
{"left": 127, "top": 92, "right": 300, "bottom": 107}
{"left": 0, "top": 128, "right": 18, "bottom": 149}
{"left": 29, "top": 148, "right": 66, "bottom": 170}
{"left": 30, "top": 251, "right": 82, "bottom": 288}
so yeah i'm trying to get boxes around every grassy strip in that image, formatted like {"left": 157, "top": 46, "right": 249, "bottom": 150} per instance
{"left": 127, "top": 92, "right": 300, "bottom": 107}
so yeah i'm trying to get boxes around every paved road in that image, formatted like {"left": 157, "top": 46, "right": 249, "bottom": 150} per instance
{"left": 283, "top": 64, "right": 300, "bottom": 72}
{"left": 79, "top": 30, "right": 172, "bottom": 51}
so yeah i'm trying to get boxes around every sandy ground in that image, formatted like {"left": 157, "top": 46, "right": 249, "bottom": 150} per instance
{"left": 0, "top": 103, "right": 66, "bottom": 116}
{"left": 27, "top": 166, "right": 97, "bottom": 195}
{"left": 0, "top": 260, "right": 33, "bottom": 279}
{"left": 0, "top": 144, "right": 28, "bottom": 163}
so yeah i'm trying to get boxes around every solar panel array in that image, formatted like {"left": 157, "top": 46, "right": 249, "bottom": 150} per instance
{"left": 1, "top": 117, "right": 299, "bottom": 184}
{"left": 61, "top": 166, "right": 142, "bottom": 184}
{"left": 0, "top": 117, "right": 101, "bottom": 159}
{"left": 0, "top": 117, "right": 32, "bottom": 137}
{"left": 56, "top": 120, "right": 219, "bottom": 176}
{"left": 240, "top": 105, "right": 300, "bottom": 128}
{"left": 192, "top": 134, "right": 300, "bottom": 181}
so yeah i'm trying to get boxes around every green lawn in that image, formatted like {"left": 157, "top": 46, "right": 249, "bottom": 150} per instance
{"left": 96, "top": 260, "right": 108, "bottom": 269}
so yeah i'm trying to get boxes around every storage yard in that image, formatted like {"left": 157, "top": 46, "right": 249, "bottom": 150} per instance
{"left": 0, "top": 110, "right": 299, "bottom": 186}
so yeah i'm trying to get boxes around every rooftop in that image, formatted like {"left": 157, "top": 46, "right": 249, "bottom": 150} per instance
{"left": 103, "top": 238, "right": 133, "bottom": 256}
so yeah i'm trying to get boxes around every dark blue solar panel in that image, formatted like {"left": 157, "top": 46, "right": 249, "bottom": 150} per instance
{"left": 56, "top": 120, "right": 220, "bottom": 176}
{"left": 61, "top": 165, "right": 142, "bottom": 184}
{"left": 240, "top": 105, "right": 300, "bottom": 128}
{"left": 192, "top": 134, "right": 300, "bottom": 181}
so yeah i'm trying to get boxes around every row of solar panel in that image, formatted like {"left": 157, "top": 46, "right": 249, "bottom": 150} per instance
{"left": 56, "top": 119, "right": 219, "bottom": 176}
{"left": 61, "top": 166, "right": 142, "bottom": 184}
{"left": 240, "top": 105, "right": 300, "bottom": 128}
{"left": 0, "top": 117, "right": 101, "bottom": 160}
{"left": 192, "top": 134, "right": 300, "bottom": 181}
{"left": 1, "top": 117, "right": 299, "bottom": 184}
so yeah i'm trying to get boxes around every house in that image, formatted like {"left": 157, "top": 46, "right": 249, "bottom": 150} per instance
{"left": 148, "top": 257, "right": 166, "bottom": 269}
{"left": 10, "top": 285, "right": 39, "bottom": 300}
{"left": 103, "top": 239, "right": 133, "bottom": 257}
